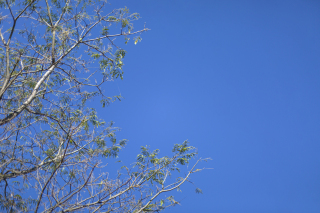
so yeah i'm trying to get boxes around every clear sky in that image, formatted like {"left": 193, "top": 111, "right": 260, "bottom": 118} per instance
{"left": 99, "top": 0, "right": 320, "bottom": 212}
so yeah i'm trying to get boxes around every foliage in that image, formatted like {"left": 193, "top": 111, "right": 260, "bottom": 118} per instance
{"left": 0, "top": 0, "right": 207, "bottom": 212}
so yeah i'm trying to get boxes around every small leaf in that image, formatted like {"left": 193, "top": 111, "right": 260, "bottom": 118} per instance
{"left": 195, "top": 188, "right": 203, "bottom": 194}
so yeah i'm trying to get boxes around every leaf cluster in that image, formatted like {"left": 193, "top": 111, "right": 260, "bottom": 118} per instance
{"left": 0, "top": 0, "right": 207, "bottom": 212}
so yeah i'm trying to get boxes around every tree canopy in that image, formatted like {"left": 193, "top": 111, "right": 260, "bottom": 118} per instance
{"left": 0, "top": 0, "right": 207, "bottom": 212}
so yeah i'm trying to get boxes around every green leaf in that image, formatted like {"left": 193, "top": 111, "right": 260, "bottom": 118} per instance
{"left": 101, "top": 26, "right": 109, "bottom": 36}
{"left": 108, "top": 16, "right": 117, "bottom": 21}
{"left": 91, "top": 53, "right": 100, "bottom": 59}
{"left": 134, "top": 36, "right": 142, "bottom": 45}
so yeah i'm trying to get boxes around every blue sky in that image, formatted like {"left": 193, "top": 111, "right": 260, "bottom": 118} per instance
{"left": 99, "top": 1, "right": 320, "bottom": 212}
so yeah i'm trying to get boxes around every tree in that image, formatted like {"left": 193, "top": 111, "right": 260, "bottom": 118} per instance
{"left": 0, "top": 0, "right": 208, "bottom": 212}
